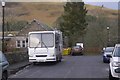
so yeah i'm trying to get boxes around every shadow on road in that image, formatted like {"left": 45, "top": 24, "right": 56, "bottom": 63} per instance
{"left": 32, "top": 62, "right": 60, "bottom": 66}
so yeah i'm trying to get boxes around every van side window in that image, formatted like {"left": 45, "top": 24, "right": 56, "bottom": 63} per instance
{"left": 55, "top": 34, "right": 60, "bottom": 48}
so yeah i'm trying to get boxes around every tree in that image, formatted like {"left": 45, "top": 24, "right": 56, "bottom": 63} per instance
{"left": 60, "top": 2, "right": 88, "bottom": 46}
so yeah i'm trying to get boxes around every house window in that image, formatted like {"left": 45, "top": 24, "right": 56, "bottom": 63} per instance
{"left": 22, "top": 40, "right": 26, "bottom": 47}
{"left": 16, "top": 40, "right": 26, "bottom": 48}
{"left": 16, "top": 40, "right": 21, "bottom": 48}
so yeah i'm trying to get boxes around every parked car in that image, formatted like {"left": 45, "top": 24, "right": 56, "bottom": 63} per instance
{"left": 0, "top": 51, "right": 9, "bottom": 80}
{"left": 103, "top": 47, "right": 114, "bottom": 63}
{"left": 71, "top": 46, "right": 83, "bottom": 56}
{"left": 109, "top": 44, "right": 120, "bottom": 80}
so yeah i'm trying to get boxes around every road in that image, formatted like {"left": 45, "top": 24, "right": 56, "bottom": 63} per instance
{"left": 9, "top": 55, "right": 109, "bottom": 79}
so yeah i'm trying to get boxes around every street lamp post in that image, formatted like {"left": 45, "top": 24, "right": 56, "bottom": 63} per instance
{"left": 107, "top": 26, "right": 110, "bottom": 46}
{"left": 2, "top": 2, "right": 5, "bottom": 53}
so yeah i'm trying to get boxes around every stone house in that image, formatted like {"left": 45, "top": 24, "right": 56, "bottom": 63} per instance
{"left": 6, "top": 19, "right": 53, "bottom": 52}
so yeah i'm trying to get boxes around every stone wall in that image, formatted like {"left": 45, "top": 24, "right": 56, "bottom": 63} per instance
{"left": 5, "top": 52, "right": 28, "bottom": 64}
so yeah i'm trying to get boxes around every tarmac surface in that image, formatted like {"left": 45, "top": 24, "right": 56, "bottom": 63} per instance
{"left": 8, "top": 55, "right": 109, "bottom": 79}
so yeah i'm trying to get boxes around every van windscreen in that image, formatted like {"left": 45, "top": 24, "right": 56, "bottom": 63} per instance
{"left": 29, "top": 33, "right": 54, "bottom": 48}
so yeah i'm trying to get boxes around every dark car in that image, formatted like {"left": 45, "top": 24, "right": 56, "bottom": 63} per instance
{"left": 103, "top": 47, "right": 114, "bottom": 63}
{"left": 0, "top": 51, "right": 9, "bottom": 80}
{"left": 71, "top": 46, "right": 83, "bottom": 56}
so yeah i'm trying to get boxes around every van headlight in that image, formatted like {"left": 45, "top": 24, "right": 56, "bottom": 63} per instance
{"left": 29, "top": 54, "right": 34, "bottom": 57}
{"left": 112, "top": 62, "right": 119, "bottom": 67}
{"left": 49, "top": 54, "right": 55, "bottom": 57}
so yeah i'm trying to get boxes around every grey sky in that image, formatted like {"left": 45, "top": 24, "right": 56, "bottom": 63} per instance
{"left": 84, "top": 2, "right": 119, "bottom": 10}
{"left": 0, "top": 0, "right": 119, "bottom": 10}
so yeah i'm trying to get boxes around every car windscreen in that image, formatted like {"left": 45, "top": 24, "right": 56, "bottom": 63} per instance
{"left": 73, "top": 46, "right": 79, "bottom": 48}
{"left": 113, "top": 47, "right": 120, "bottom": 57}
{"left": 29, "top": 33, "right": 54, "bottom": 48}
{"left": 105, "top": 47, "right": 114, "bottom": 52}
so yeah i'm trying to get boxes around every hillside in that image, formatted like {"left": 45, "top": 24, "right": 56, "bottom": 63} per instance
{"left": 5, "top": 3, "right": 64, "bottom": 26}
{"left": 2, "top": 2, "right": 118, "bottom": 53}
{"left": 4, "top": 2, "right": 118, "bottom": 26}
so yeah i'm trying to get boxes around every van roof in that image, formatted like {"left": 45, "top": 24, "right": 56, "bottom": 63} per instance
{"left": 29, "top": 31, "right": 61, "bottom": 34}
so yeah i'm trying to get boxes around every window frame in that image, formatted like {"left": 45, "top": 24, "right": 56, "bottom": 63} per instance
{"left": 16, "top": 40, "right": 21, "bottom": 48}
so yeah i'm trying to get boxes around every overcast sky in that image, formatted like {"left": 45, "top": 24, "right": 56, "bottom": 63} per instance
{"left": 84, "top": 2, "right": 119, "bottom": 10}
{"left": 0, "top": 0, "right": 119, "bottom": 10}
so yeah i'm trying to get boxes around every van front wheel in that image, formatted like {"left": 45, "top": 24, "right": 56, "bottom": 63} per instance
{"left": 58, "top": 58, "right": 62, "bottom": 62}
{"left": 56, "top": 56, "right": 62, "bottom": 62}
